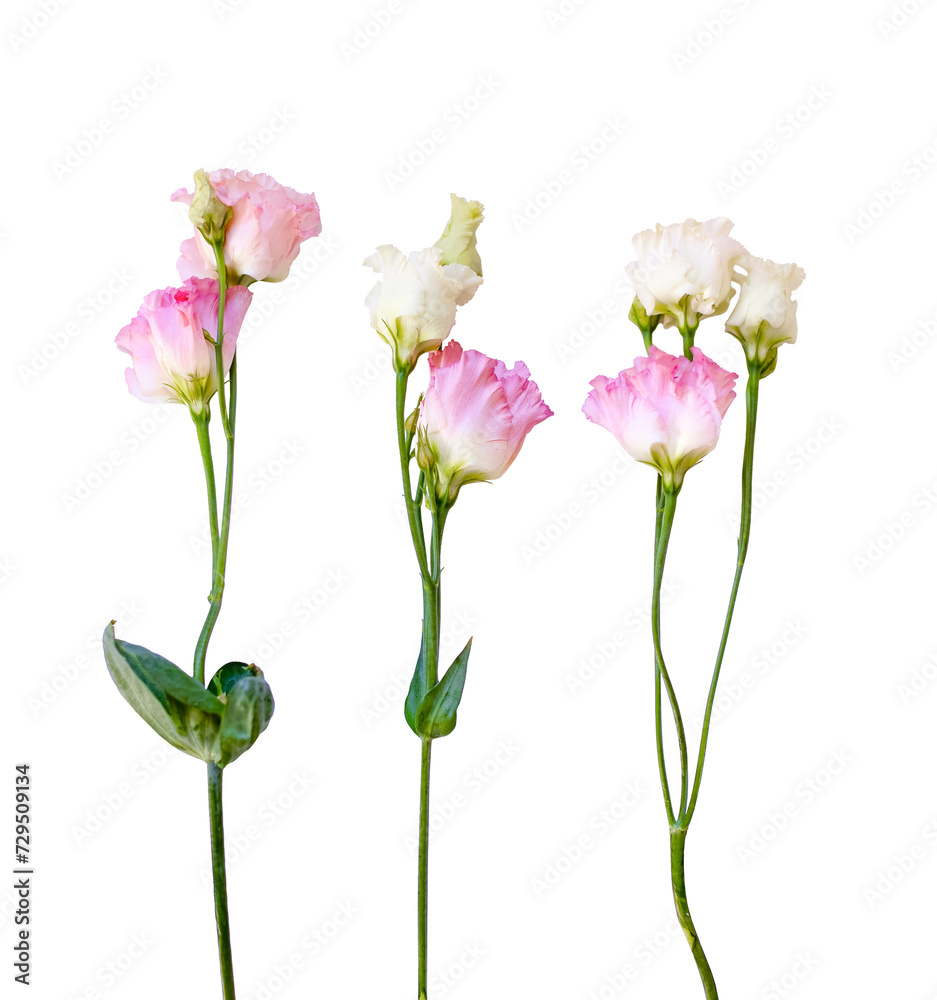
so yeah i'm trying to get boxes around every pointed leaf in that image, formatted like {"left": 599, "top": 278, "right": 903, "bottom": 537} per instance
{"left": 416, "top": 638, "right": 472, "bottom": 739}
{"left": 102, "top": 623, "right": 223, "bottom": 761}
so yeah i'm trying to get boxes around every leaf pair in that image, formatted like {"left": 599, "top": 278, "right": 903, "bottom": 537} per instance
{"left": 102, "top": 623, "right": 274, "bottom": 767}
{"left": 405, "top": 637, "right": 472, "bottom": 740}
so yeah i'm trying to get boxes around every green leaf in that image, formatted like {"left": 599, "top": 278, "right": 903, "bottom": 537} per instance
{"left": 416, "top": 638, "right": 472, "bottom": 739}
{"left": 404, "top": 638, "right": 424, "bottom": 737}
{"left": 103, "top": 626, "right": 275, "bottom": 767}
{"left": 102, "top": 622, "right": 223, "bottom": 761}
{"left": 218, "top": 671, "right": 275, "bottom": 767}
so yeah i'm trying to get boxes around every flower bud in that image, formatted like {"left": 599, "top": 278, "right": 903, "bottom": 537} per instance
{"left": 725, "top": 254, "right": 805, "bottom": 376}
{"left": 187, "top": 168, "right": 232, "bottom": 246}
{"left": 434, "top": 194, "right": 484, "bottom": 277}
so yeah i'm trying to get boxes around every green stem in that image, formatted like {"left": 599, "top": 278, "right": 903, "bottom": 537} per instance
{"left": 418, "top": 738, "right": 432, "bottom": 1000}
{"left": 652, "top": 488, "right": 688, "bottom": 824}
{"left": 416, "top": 502, "right": 446, "bottom": 999}
{"left": 193, "top": 410, "right": 220, "bottom": 577}
{"left": 396, "top": 370, "right": 429, "bottom": 580}
{"left": 683, "top": 363, "right": 760, "bottom": 826}
{"left": 671, "top": 828, "right": 718, "bottom": 999}
{"left": 193, "top": 244, "right": 237, "bottom": 686}
{"left": 208, "top": 763, "right": 236, "bottom": 1000}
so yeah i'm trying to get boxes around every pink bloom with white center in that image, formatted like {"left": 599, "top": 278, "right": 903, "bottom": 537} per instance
{"left": 583, "top": 346, "right": 737, "bottom": 490}
{"left": 171, "top": 169, "right": 321, "bottom": 283}
{"left": 116, "top": 278, "right": 252, "bottom": 413}
{"left": 417, "top": 341, "right": 553, "bottom": 503}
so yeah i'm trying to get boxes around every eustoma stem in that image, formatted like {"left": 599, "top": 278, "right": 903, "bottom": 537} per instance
{"left": 670, "top": 828, "right": 718, "bottom": 999}
{"left": 193, "top": 240, "right": 239, "bottom": 1000}
{"left": 652, "top": 487, "right": 717, "bottom": 997}
{"left": 395, "top": 366, "right": 446, "bottom": 1000}
{"left": 652, "top": 362, "right": 762, "bottom": 999}
{"left": 208, "top": 763, "right": 236, "bottom": 999}
{"left": 684, "top": 361, "right": 760, "bottom": 825}
{"left": 193, "top": 246, "right": 237, "bottom": 686}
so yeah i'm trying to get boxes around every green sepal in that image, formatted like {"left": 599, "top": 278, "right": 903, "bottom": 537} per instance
{"left": 217, "top": 670, "right": 275, "bottom": 767}
{"left": 404, "top": 638, "right": 424, "bottom": 737}
{"left": 208, "top": 661, "right": 254, "bottom": 697}
{"left": 415, "top": 638, "right": 472, "bottom": 739}
{"left": 102, "top": 624, "right": 273, "bottom": 767}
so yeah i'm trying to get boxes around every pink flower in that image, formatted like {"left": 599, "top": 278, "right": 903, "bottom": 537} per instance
{"left": 116, "top": 278, "right": 252, "bottom": 412}
{"left": 171, "top": 169, "right": 321, "bottom": 283}
{"left": 417, "top": 341, "right": 553, "bottom": 503}
{"left": 583, "top": 346, "right": 737, "bottom": 490}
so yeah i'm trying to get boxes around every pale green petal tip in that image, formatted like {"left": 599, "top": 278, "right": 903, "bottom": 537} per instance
{"left": 435, "top": 193, "right": 484, "bottom": 276}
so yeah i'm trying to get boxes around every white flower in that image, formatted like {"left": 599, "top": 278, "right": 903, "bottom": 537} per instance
{"left": 726, "top": 254, "right": 805, "bottom": 373}
{"left": 626, "top": 218, "right": 745, "bottom": 332}
{"left": 363, "top": 245, "right": 482, "bottom": 372}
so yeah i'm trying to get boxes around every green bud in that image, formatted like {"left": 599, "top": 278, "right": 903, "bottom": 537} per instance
{"left": 628, "top": 296, "right": 661, "bottom": 351}
{"left": 434, "top": 194, "right": 484, "bottom": 276}
{"left": 188, "top": 168, "right": 232, "bottom": 246}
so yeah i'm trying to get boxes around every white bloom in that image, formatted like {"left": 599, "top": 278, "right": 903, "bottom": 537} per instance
{"left": 626, "top": 218, "right": 745, "bottom": 331}
{"left": 363, "top": 244, "right": 482, "bottom": 372}
{"left": 726, "top": 254, "right": 805, "bottom": 373}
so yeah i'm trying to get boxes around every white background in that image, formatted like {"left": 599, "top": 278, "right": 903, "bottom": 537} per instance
{"left": 3, "top": 1, "right": 936, "bottom": 998}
